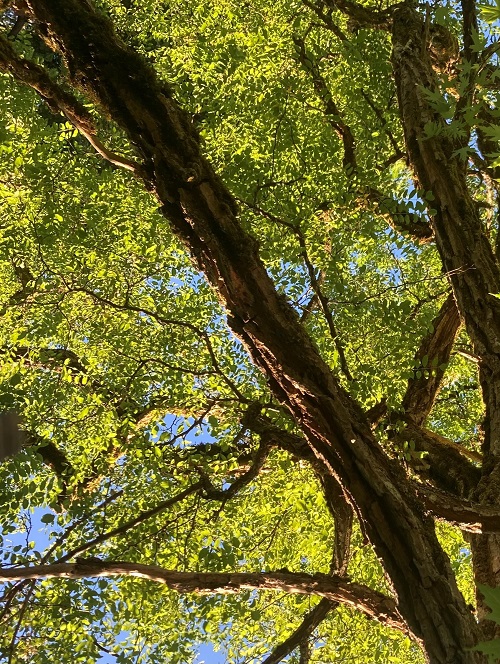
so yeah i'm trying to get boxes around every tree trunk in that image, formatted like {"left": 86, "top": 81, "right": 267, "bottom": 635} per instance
{"left": 20, "top": 1, "right": 483, "bottom": 660}
{"left": 391, "top": 5, "right": 500, "bottom": 644}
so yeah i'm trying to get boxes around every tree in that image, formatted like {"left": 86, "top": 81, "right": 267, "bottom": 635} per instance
{"left": 0, "top": 0, "right": 498, "bottom": 661}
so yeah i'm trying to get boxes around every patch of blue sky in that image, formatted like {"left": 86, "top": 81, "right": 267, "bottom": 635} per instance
{"left": 0, "top": 508, "right": 160, "bottom": 662}
{"left": 153, "top": 412, "right": 217, "bottom": 449}
{"left": 195, "top": 642, "right": 226, "bottom": 664}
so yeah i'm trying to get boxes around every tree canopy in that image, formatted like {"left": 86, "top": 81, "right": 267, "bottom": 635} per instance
{"left": 0, "top": 0, "right": 499, "bottom": 661}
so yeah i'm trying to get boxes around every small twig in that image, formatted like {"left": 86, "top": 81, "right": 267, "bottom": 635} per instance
{"left": 56, "top": 483, "right": 203, "bottom": 564}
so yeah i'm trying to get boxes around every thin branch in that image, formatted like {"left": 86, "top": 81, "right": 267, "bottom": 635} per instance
{"left": 243, "top": 404, "right": 357, "bottom": 552}
{"left": 292, "top": 34, "right": 432, "bottom": 243}
{"left": 293, "top": 33, "right": 356, "bottom": 170}
{"left": 360, "top": 188, "right": 434, "bottom": 243}
{"left": 68, "top": 287, "right": 246, "bottom": 401}
{"left": 359, "top": 88, "right": 402, "bottom": 159}
{"left": 56, "top": 482, "right": 203, "bottom": 564}
{"left": 0, "top": 561, "right": 405, "bottom": 631}
{"left": 6, "top": 579, "right": 36, "bottom": 664}
{"left": 302, "top": 0, "right": 348, "bottom": 42}
{"left": 298, "top": 236, "right": 353, "bottom": 381}
{"left": 200, "top": 439, "right": 271, "bottom": 501}
{"left": 0, "top": 488, "right": 123, "bottom": 627}
{"left": 461, "top": 0, "right": 479, "bottom": 63}
{"left": 260, "top": 599, "right": 334, "bottom": 664}
{"left": 239, "top": 200, "right": 353, "bottom": 380}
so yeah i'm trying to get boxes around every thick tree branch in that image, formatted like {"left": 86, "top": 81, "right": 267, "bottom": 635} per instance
{"left": 0, "top": 560, "right": 405, "bottom": 631}
{"left": 401, "top": 293, "right": 462, "bottom": 425}
{"left": 415, "top": 482, "right": 500, "bottom": 534}
{"left": 392, "top": 5, "right": 500, "bottom": 467}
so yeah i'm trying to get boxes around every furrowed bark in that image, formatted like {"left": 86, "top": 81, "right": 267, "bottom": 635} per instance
{"left": 0, "top": 560, "right": 404, "bottom": 630}
{"left": 414, "top": 483, "right": 500, "bottom": 534}
{"left": 392, "top": 6, "right": 500, "bottom": 467}
{"left": 391, "top": 5, "right": 500, "bottom": 645}
{"left": 401, "top": 293, "right": 462, "bottom": 426}
{"left": 12, "top": 1, "right": 481, "bottom": 660}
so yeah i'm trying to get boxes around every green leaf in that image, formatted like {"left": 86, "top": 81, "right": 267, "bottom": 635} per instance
{"left": 472, "top": 638, "right": 500, "bottom": 660}
{"left": 40, "top": 513, "right": 55, "bottom": 524}
{"left": 479, "top": 585, "right": 500, "bottom": 623}
{"left": 478, "top": 1, "right": 500, "bottom": 23}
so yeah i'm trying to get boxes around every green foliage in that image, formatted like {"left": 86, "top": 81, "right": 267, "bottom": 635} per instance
{"left": 478, "top": 0, "right": 500, "bottom": 24}
{"left": 472, "top": 586, "right": 500, "bottom": 661}
{"left": 0, "top": 0, "right": 495, "bottom": 661}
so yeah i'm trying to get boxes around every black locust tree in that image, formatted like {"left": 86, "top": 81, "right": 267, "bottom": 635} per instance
{"left": 0, "top": 0, "right": 499, "bottom": 662}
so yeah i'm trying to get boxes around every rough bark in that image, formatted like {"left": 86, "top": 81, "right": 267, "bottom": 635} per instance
{"left": 392, "top": 6, "right": 500, "bottom": 469}
{"left": 402, "top": 294, "right": 462, "bottom": 426}
{"left": 391, "top": 6, "right": 500, "bottom": 645}
{"left": 0, "top": 560, "right": 405, "bottom": 630}
{"left": 3, "top": 1, "right": 482, "bottom": 660}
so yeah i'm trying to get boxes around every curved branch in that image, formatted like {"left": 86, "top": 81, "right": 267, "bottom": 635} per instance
{"left": 0, "top": 560, "right": 405, "bottom": 631}
{"left": 361, "top": 188, "right": 434, "bottom": 243}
